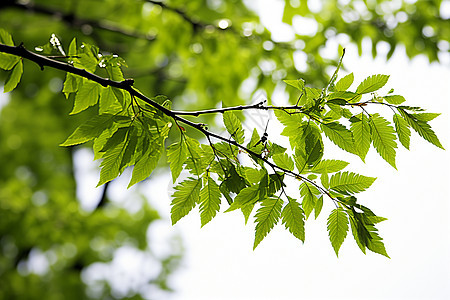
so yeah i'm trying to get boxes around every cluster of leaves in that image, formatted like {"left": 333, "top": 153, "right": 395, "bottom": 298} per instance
{"left": 0, "top": 30, "right": 443, "bottom": 257}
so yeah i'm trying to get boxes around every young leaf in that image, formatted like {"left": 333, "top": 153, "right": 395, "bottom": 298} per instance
{"left": 0, "top": 29, "right": 20, "bottom": 70}
{"left": 366, "top": 224, "right": 390, "bottom": 258}
{"left": 284, "top": 78, "right": 305, "bottom": 91}
{"left": 321, "top": 122, "right": 355, "bottom": 154}
{"left": 350, "top": 113, "right": 371, "bottom": 161}
{"left": 356, "top": 74, "right": 389, "bottom": 94}
{"left": 225, "top": 184, "right": 259, "bottom": 212}
{"left": 327, "top": 208, "right": 349, "bottom": 257}
{"left": 393, "top": 114, "right": 411, "bottom": 149}
{"left": 170, "top": 178, "right": 202, "bottom": 225}
{"left": 70, "top": 80, "right": 101, "bottom": 114}
{"left": 348, "top": 211, "right": 367, "bottom": 254}
{"left": 99, "top": 86, "right": 122, "bottom": 114}
{"left": 398, "top": 109, "right": 444, "bottom": 149}
{"left": 3, "top": 59, "right": 23, "bottom": 93}
{"left": 223, "top": 111, "right": 244, "bottom": 144}
{"left": 330, "top": 171, "right": 376, "bottom": 195}
{"left": 411, "top": 113, "right": 440, "bottom": 122}
{"left": 272, "top": 153, "right": 295, "bottom": 171}
{"left": 97, "top": 127, "right": 129, "bottom": 186}
{"left": 62, "top": 73, "right": 79, "bottom": 98}
{"left": 384, "top": 95, "right": 405, "bottom": 105}
{"left": 370, "top": 114, "right": 397, "bottom": 168}
{"left": 199, "top": 176, "right": 221, "bottom": 227}
{"left": 294, "top": 122, "right": 324, "bottom": 173}
{"left": 0, "top": 52, "right": 20, "bottom": 71}
{"left": 0, "top": 28, "right": 15, "bottom": 46}
{"left": 128, "top": 137, "right": 163, "bottom": 187}
{"left": 118, "top": 126, "right": 138, "bottom": 172}
{"left": 321, "top": 173, "right": 329, "bottom": 189}
{"left": 253, "top": 198, "right": 282, "bottom": 249}
{"left": 281, "top": 197, "right": 305, "bottom": 242}
{"left": 184, "top": 137, "right": 207, "bottom": 176}
{"left": 335, "top": 72, "right": 354, "bottom": 91}
{"left": 314, "top": 196, "right": 323, "bottom": 219}
{"left": 167, "top": 139, "right": 188, "bottom": 183}
{"left": 275, "top": 110, "right": 304, "bottom": 148}
{"left": 310, "top": 159, "right": 349, "bottom": 174}
{"left": 300, "top": 182, "right": 319, "bottom": 219}
{"left": 60, "top": 114, "right": 119, "bottom": 146}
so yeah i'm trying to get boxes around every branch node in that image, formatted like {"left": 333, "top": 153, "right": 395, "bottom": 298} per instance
{"left": 123, "top": 78, "right": 134, "bottom": 87}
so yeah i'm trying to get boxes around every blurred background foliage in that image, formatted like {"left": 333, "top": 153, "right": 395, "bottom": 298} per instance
{"left": 0, "top": 0, "right": 448, "bottom": 299}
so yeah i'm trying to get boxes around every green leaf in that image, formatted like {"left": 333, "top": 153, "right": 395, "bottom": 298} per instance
{"left": 223, "top": 111, "right": 244, "bottom": 144}
{"left": 384, "top": 95, "right": 405, "bottom": 105}
{"left": 0, "top": 28, "right": 15, "bottom": 46}
{"left": 99, "top": 86, "right": 122, "bottom": 114}
{"left": 70, "top": 80, "right": 101, "bottom": 114}
{"left": 97, "top": 127, "right": 129, "bottom": 186}
{"left": 411, "top": 113, "right": 441, "bottom": 122}
{"left": 335, "top": 73, "right": 354, "bottom": 91}
{"left": 314, "top": 196, "right": 323, "bottom": 219}
{"left": 167, "top": 139, "right": 188, "bottom": 183}
{"left": 128, "top": 137, "right": 163, "bottom": 187}
{"left": 366, "top": 224, "right": 390, "bottom": 258}
{"left": 76, "top": 43, "right": 99, "bottom": 73}
{"left": 350, "top": 113, "right": 371, "bottom": 161}
{"left": 330, "top": 171, "right": 376, "bottom": 195}
{"left": 393, "top": 114, "right": 411, "bottom": 149}
{"left": 294, "top": 122, "right": 324, "bottom": 173}
{"left": 356, "top": 74, "right": 390, "bottom": 94}
{"left": 184, "top": 137, "right": 207, "bottom": 176}
{"left": 60, "top": 114, "right": 120, "bottom": 146}
{"left": 310, "top": 159, "right": 349, "bottom": 174}
{"left": 275, "top": 110, "right": 304, "bottom": 149}
{"left": 283, "top": 79, "right": 305, "bottom": 91}
{"left": 300, "top": 182, "right": 319, "bottom": 219}
{"left": 327, "top": 91, "right": 359, "bottom": 101}
{"left": 222, "top": 164, "right": 247, "bottom": 194}
{"left": 245, "top": 168, "right": 265, "bottom": 184}
{"left": 398, "top": 109, "right": 444, "bottom": 149}
{"left": 3, "top": 59, "right": 23, "bottom": 93}
{"left": 327, "top": 208, "right": 349, "bottom": 257}
{"left": 199, "top": 176, "right": 221, "bottom": 227}
{"left": 321, "top": 122, "right": 355, "bottom": 154}
{"left": 370, "top": 114, "right": 397, "bottom": 168}
{"left": 68, "top": 37, "right": 77, "bottom": 57}
{"left": 170, "top": 178, "right": 202, "bottom": 225}
{"left": 272, "top": 153, "right": 294, "bottom": 171}
{"left": 253, "top": 198, "right": 282, "bottom": 249}
{"left": 62, "top": 73, "right": 79, "bottom": 98}
{"left": 321, "top": 173, "right": 329, "bottom": 189}
{"left": 0, "top": 52, "right": 19, "bottom": 71}
{"left": 281, "top": 197, "right": 305, "bottom": 242}
{"left": 225, "top": 184, "right": 259, "bottom": 213}
{"left": 348, "top": 211, "right": 367, "bottom": 254}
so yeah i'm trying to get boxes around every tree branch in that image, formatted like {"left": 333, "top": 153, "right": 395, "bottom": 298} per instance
{"left": 0, "top": 42, "right": 334, "bottom": 202}
{"left": 171, "top": 102, "right": 308, "bottom": 117}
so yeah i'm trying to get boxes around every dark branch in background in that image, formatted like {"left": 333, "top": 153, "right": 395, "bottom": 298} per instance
{"left": 95, "top": 181, "right": 110, "bottom": 210}
{"left": 0, "top": 0, "right": 156, "bottom": 42}
{"left": 145, "top": 0, "right": 206, "bottom": 32}
{"left": 0, "top": 43, "right": 342, "bottom": 205}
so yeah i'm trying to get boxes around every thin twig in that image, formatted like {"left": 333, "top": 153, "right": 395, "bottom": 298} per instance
{"left": 0, "top": 43, "right": 335, "bottom": 202}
